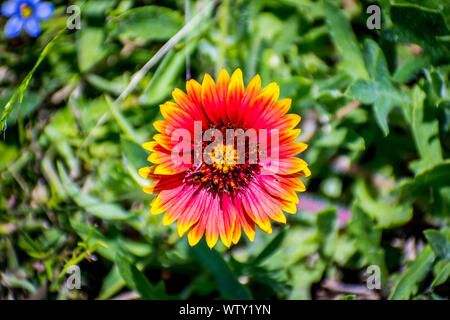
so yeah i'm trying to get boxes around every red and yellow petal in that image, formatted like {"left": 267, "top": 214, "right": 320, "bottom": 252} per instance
{"left": 216, "top": 69, "right": 231, "bottom": 122}
{"left": 226, "top": 68, "right": 245, "bottom": 123}
{"left": 201, "top": 73, "right": 220, "bottom": 124}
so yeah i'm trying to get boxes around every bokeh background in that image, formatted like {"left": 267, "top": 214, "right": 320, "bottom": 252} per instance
{"left": 0, "top": 0, "right": 449, "bottom": 300}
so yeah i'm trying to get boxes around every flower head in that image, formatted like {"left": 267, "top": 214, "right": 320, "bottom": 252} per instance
{"left": 1, "top": 0, "right": 54, "bottom": 38}
{"left": 139, "top": 69, "right": 310, "bottom": 248}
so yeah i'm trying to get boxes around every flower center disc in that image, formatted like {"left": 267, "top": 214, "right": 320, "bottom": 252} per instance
{"left": 210, "top": 143, "right": 237, "bottom": 173}
{"left": 183, "top": 125, "right": 262, "bottom": 196}
{"left": 20, "top": 4, "right": 33, "bottom": 18}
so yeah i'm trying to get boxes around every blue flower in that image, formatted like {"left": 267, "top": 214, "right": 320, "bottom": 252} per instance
{"left": 1, "top": 0, "right": 54, "bottom": 38}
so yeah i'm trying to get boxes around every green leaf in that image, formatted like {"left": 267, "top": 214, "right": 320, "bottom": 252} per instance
{"left": 97, "top": 265, "right": 126, "bottom": 300}
{"left": 77, "top": 27, "right": 107, "bottom": 73}
{"left": 385, "top": 3, "right": 450, "bottom": 62}
{"left": 354, "top": 180, "right": 412, "bottom": 228}
{"left": 409, "top": 86, "right": 443, "bottom": 173}
{"left": 251, "top": 228, "right": 287, "bottom": 266}
{"left": 424, "top": 229, "right": 450, "bottom": 259}
{"left": 392, "top": 0, "right": 449, "bottom": 11}
{"left": 121, "top": 138, "right": 148, "bottom": 171}
{"left": 398, "top": 160, "right": 450, "bottom": 199}
{"left": 18, "top": 232, "right": 48, "bottom": 259}
{"left": 104, "top": 95, "right": 141, "bottom": 144}
{"left": 121, "top": 137, "right": 150, "bottom": 187}
{"left": 316, "top": 208, "right": 337, "bottom": 257}
{"left": 83, "top": 0, "right": 117, "bottom": 16}
{"left": 349, "top": 203, "right": 382, "bottom": 247}
{"left": 255, "top": 13, "right": 284, "bottom": 41}
{"left": 392, "top": 56, "right": 429, "bottom": 83}
{"left": 349, "top": 203, "right": 388, "bottom": 286}
{"left": 323, "top": 0, "right": 369, "bottom": 80}
{"left": 70, "top": 219, "right": 126, "bottom": 262}
{"left": 288, "top": 260, "right": 327, "bottom": 299}
{"left": 191, "top": 240, "right": 252, "bottom": 300}
{"left": 107, "top": 6, "right": 184, "bottom": 42}
{"left": 0, "top": 142, "right": 18, "bottom": 171}
{"left": 431, "top": 258, "right": 450, "bottom": 288}
{"left": 317, "top": 208, "right": 337, "bottom": 237}
{"left": 0, "top": 273, "right": 36, "bottom": 294}
{"left": 58, "top": 162, "right": 130, "bottom": 221}
{"left": 422, "top": 68, "right": 450, "bottom": 107}
{"left": 86, "top": 74, "right": 128, "bottom": 96}
{"left": 347, "top": 40, "right": 409, "bottom": 135}
{"left": 315, "top": 126, "right": 365, "bottom": 151}
{"left": 389, "top": 246, "right": 436, "bottom": 300}
{"left": 116, "top": 253, "right": 174, "bottom": 299}
{"left": 338, "top": 294, "right": 356, "bottom": 300}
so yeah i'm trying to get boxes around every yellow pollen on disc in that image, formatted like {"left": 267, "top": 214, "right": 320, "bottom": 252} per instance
{"left": 20, "top": 4, "right": 33, "bottom": 18}
{"left": 210, "top": 144, "right": 237, "bottom": 173}
{"left": 183, "top": 140, "right": 261, "bottom": 195}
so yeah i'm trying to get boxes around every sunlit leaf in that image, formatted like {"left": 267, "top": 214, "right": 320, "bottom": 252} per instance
{"left": 389, "top": 246, "right": 435, "bottom": 300}
{"left": 323, "top": 0, "right": 369, "bottom": 80}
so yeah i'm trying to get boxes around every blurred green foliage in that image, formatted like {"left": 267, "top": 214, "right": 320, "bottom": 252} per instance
{"left": 0, "top": 0, "right": 449, "bottom": 300}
